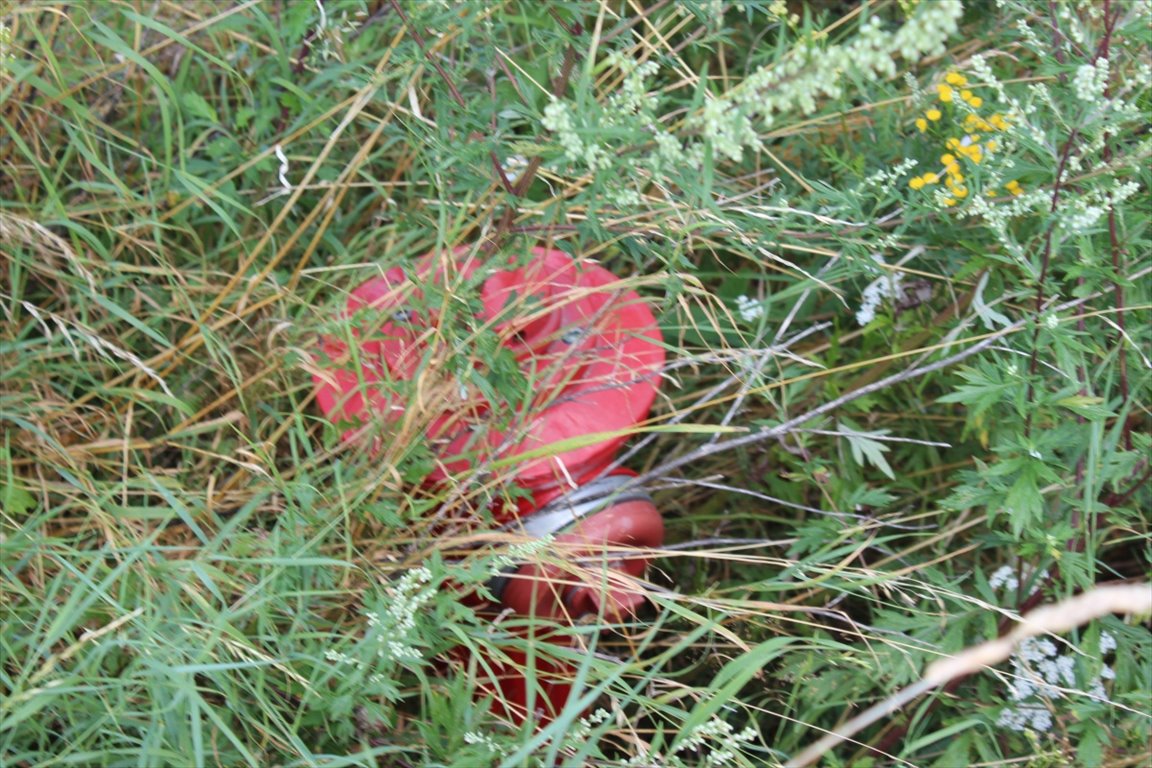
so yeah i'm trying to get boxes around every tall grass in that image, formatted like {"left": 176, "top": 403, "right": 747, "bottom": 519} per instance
{"left": 2, "top": 1, "right": 1149, "bottom": 766}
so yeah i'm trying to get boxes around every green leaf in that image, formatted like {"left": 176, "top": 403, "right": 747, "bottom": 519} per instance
{"left": 179, "top": 90, "right": 219, "bottom": 124}
{"left": 838, "top": 418, "right": 895, "bottom": 479}
{"left": 1054, "top": 394, "right": 1114, "bottom": 420}
{"left": 1, "top": 481, "right": 36, "bottom": 516}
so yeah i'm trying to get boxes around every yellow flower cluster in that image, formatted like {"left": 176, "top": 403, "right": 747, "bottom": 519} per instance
{"left": 910, "top": 71, "right": 1024, "bottom": 206}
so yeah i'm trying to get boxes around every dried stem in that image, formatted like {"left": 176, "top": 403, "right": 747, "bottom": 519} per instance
{"left": 785, "top": 583, "right": 1152, "bottom": 768}
{"left": 625, "top": 292, "right": 1103, "bottom": 491}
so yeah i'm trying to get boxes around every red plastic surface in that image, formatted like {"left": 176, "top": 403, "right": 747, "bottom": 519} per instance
{"left": 500, "top": 498, "right": 664, "bottom": 621}
{"left": 313, "top": 244, "right": 667, "bottom": 726}
{"left": 313, "top": 246, "right": 664, "bottom": 503}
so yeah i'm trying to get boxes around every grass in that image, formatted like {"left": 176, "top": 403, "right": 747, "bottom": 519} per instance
{"left": 1, "top": 1, "right": 1150, "bottom": 766}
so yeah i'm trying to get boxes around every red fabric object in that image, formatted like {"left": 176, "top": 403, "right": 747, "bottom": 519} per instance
{"left": 312, "top": 244, "right": 665, "bottom": 724}
{"left": 312, "top": 246, "right": 664, "bottom": 511}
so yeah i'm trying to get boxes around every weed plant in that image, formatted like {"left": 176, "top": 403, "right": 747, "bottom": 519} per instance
{"left": 1, "top": 1, "right": 1149, "bottom": 766}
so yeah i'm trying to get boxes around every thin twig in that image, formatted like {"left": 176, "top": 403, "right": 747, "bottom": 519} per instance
{"left": 621, "top": 269, "right": 1151, "bottom": 491}
{"left": 785, "top": 583, "right": 1152, "bottom": 768}
{"left": 609, "top": 322, "right": 830, "bottom": 470}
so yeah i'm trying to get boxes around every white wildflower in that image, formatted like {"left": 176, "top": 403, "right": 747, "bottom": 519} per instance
{"left": 997, "top": 703, "right": 1053, "bottom": 733}
{"left": 325, "top": 649, "right": 364, "bottom": 669}
{"left": 695, "top": 96, "right": 760, "bottom": 163}
{"left": 1060, "top": 200, "right": 1105, "bottom": 234}
{"left": 330, "top": 567, "right": 437, "bottom": 669}
{"left": 989, "top": 565, "right": 1020, "bottom": 591}
{"left": 863, "top": 157, "right": 919, "bottom": 190}
{"left": 735, "top": 294, "right": 764, "bottom": 322}
{"left": 606, "top": 53, "right": 660, "bottom": 115}
{"left": 1072, "top": 58, "right": 1110, "bottom": 103}
{"left": 464, "top": 730, "right": 509, "bottom": 755}
{"left": 1013, "top": 18, "right": 1044, "bottom": 51}
{"left": 998, "top": 627, "right": 1117, "bottom": 734}
{"left": 673, "top": 717, "right": 758, "bottom": 765}
{"left": 543, "top": 100, "right": 595, "bottom": 166}
{"left": 488, "top": 536, "right": 552, "bottom": 575}
{"left": 1106, "top": 180, "right": 1141, "bottom": 207}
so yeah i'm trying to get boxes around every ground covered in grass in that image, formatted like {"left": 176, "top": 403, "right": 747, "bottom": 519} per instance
{"left": 1, "top": 1, "right": 1150, "bottom": 766}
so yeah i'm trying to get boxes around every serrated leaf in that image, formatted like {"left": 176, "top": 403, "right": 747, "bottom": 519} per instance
{"left": 838, "top": 419, "right": 895, "bottom": 480}
{"left": 1005, "top": 468, "right": 1044, "bottom": 538}
{"left": 1055, "top": 395, "right": 1114, "bottom": 420}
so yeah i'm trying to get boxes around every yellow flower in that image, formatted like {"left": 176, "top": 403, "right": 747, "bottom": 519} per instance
{"left": 956, "top": 139, "right": 983, "bottom": 163}
{"left": 1005, "top": 179, "right": 1023, "bottom": 195}
{"left": 945, "top": 72, "right": 968, "bottom": 86}
{"left": 916, "top": 117, "right": 929, "bottom": 132}
{"left": 943, "top": 197, "right": 957, "bottom": 207}
{"left": 985, "top": 139, "right": 999, "bottom": 152}
{"left": 960, "top": 89, "right": 974, "bottom": 101}
{"left": 923, "top": 172, "right": 939, "bottom": 184}
{"left": 968, "top": 96, "right": 983, "bottom": 108}
{"left": 937, "top": 84, "right": 954, "bottom": 102}
{"left": 927, "top": 108, "right": 942, "bottom": 121}
{"left": 990, "top": 114, "right": 1009, "bottom": 131}
{"left": 987, "top": 188, "right": 999, "bottom": 197}
{"left": 910, "top": 176, "right": 926, "bottom": 190}
{"left": 941, "top": 153, "right": 956, "bottom": 165}
{"left": 964, "top": 114, "right": 992, "bottom": 132}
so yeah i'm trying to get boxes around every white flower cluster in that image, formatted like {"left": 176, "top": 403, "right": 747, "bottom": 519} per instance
{"left": 1056, "top": 1, "right": 1091, "bottom": 47}
{"left": 370, "top": 566, "right": 436, "bottom": 662}
{"left": 324, "top": 649, "right": 364, "bottom": 669}
{"left": 557, "top": 707, "right": 614, "bottom": 753}
{"left": 541, "top": 53, "right": 668, "bottom": 174}
{"left": 988, "top": 565, "right": 1019, "bottom": 591}
{"left": 1061, "top": 200, "right": 1106, "bottom": 234}
{"left": 607, "top": 52, "right": 659, "bottom": 115}
{"left": 1055, "top": 181, "right": 1142, "bottom": 237}
{"left": 463, "top": 730, "right": 510, "bottom": 756}
{"left": 863, "top": 157, "right": 920, "bottom": 190}
{"left": 728, "top": 1, "right": 962, "bottom": 128}
{"left": 675, "top": 717, "right": 758, "bottom": 767}
{"left": 988, "top": 564, "right": 1049, "bottom": 592}
{"left": 1013, "top": 17, "right": 1044, "bottom": 51}
{"left": 543, "top": 100, "right": 609, "bottom": 171}
{"left": 735, "top": 294, "right": 765, "bottom": 323}
{"left": 541, "top": 53, "right": 675, "bottom": 199}
{"left": 328, "top": 567, "right": 437, "bottom": 671}
{"left": 996, "top": 632, "right": 1117, "bottom": 734}
{"left": 487, "top": 536, "right": 552, "bottom": 576}
{"left": 1072, "top": 57, "right": 1110, "bottom": 103}
{"left": 540, "top": 1, "right": 962, "bottom": 192}
{"left": 697, "top": 97, "right": 760, "bottom": 163}
{"left": 619, "top": 716, "right": 758, "bottom": 767}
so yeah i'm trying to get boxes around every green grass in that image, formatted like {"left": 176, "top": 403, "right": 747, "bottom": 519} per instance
{"left": 2, "top": 1, "right": 1150, "bottom": 766}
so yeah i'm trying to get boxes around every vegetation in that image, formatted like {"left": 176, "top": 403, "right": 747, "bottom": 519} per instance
{"left": 2, "top": 1, "right": 1149, "bottom": 766}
